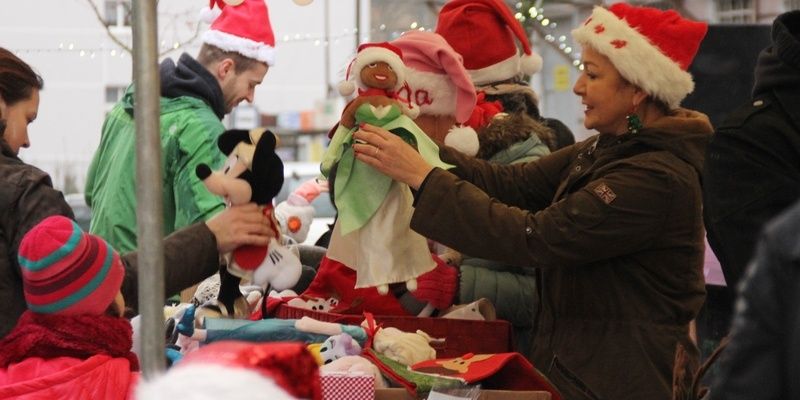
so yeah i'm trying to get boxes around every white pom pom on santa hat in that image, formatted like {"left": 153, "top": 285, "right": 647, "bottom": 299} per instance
{"left": 337, "top": 80, "right": 356, "bottom": 97}
{"left": 520, "top": 51, "right": 543, "bottom": 76}
{"left": 199, "top": 0, "right": 243, "bottom": 24}
{"left": 444, "top": 125, "right": 479, "bottom": 157}
{"left": 199, "top": 6, "right": 222, "bottom": 24}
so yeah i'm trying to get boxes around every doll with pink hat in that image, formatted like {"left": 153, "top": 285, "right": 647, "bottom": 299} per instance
{"left": 321, "top": 42, "right": 453, "bottom": 295}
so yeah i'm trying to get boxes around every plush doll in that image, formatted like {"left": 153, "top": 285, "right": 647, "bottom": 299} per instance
{"left": 195, "top": 128, "right": 302, "bottom": 317}
{"left": 322, "top": 43, "right": 453, "bottom": 295}
{"left": 274, "top": 178, "right": 329, "bottom": 244}
{"left": 309, "top": 332, "right": 363, "bottom": 365}
{"left": 174, "top": 305, "right": 368, "bottom": 347}
{"left": 336, "top": 42, "right": 416, "bottom": 129}
{"left": 173, "top": 305, "right": 436, "bottom": 368}
{"left": 319, "top": 332, "right": 362, "bottom": 364}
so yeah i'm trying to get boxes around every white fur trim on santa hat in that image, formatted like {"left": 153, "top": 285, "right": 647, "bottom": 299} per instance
{"left": 136, "top": 364, "right": 295, "bottom": 400}
{"left": 467, "top": 50, "right": 542, "bottom": 86}
{"left": 351, "top": 47, "right": 406, "bottom": 92}
{"left": 444, "top": 125, "right": 479, "bottom": 156}
{"left": 572, "top": 6, "right": 693, "bottom": 109}
{"left": 203, "top": 29, "right": 276, "bottom": 66}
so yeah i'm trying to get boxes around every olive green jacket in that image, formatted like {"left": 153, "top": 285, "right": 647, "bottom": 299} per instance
{"left": 412, "top": 109, "right": 713, "bottom": 400}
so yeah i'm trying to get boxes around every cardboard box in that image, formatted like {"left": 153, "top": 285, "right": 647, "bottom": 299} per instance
{"left": 374, "top": 388, "right": 551, "bottom": 400}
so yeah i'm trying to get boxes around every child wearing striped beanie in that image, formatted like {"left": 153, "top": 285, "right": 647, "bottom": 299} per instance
{"left": 17, "top": 215, "right": 126, "bottom": 316}
{"left": 0, "top": 215, "right": 138, "bottom": 398}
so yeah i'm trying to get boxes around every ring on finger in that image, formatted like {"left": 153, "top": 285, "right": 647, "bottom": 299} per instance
{"left": 373, "top": 146, "right": 379, "bottom": 157}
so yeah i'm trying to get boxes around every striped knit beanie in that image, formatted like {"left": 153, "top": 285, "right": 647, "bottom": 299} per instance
{"left": 18, "top": 215, "right": 125, "bottom": 315}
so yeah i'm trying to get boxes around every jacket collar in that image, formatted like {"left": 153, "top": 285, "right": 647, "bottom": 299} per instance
{"left": 774, "top": 88, "right": 800, "bottom": 130}
{"left": 593, "top": 109, "right": 713, "bottom": 174}
{"left": 0, "top": 138, "right": 19, "bottom": 160}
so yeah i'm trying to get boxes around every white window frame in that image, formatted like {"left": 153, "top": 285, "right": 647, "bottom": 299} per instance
{"left": 716, "top": 0, "right": 756, "bottom": 23}
{"left": 104, "top": 0, "right": 132, "bottom": 28}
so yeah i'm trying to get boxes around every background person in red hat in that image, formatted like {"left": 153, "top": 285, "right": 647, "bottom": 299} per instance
{"left": 137, "top": 341, "right": 321, "bottom": 400}
{"left": 0, "top": 216, "right": 138, "bottom": 399}
{"left": 435, "top": 0, "right": 574, "bottom": 152}
{"left": 86, "top": 0, "right": 278, "bottom": 256}
{"left": 351, "top": 3, "right": 711, "bottom": 399}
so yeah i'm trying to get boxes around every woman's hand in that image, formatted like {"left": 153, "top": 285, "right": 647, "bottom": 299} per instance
{"left": 205, "top": 203, "right": 275, "bottom": 253}
{"left": 352, "top": 123, "right": 434, "bottom": 189}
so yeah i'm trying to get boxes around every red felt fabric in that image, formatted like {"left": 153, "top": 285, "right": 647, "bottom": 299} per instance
{"left": 411, "top": 352, "right": 561, "bottom": 400}
{"left": 466, "top": 91, "right": 505, "bottom": 130}
{"left": 294, "top": 256, "right": 410, "bottom": 315}
{"left": 409, "top": 255, "right": 458, "bottom": 310}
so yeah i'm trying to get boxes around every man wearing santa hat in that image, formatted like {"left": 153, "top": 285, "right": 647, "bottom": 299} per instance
{"left": 85, "top": 0, "right": 299, "bottom": 256}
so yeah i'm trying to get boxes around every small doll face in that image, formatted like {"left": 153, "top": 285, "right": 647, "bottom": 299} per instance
{"left": 360, "top": 61, "right": 397, "bottom": 90}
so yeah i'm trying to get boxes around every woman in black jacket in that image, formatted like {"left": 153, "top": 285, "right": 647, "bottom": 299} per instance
{"left": 0, "top": 47, "right": 274, "bottom": 338}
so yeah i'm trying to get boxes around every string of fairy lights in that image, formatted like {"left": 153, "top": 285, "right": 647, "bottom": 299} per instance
{"left": 12, "top": 2, "right": 583, "bottom": 70}
{"left": 11, "top": 25, "right": 391, "bottom": 58}
{"left": 514, "top": 1, "right": 584, "bottom": 70}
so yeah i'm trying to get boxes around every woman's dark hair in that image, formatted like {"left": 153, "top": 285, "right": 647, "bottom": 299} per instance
{"left": 0, "top": 47, "right": 43, "bottom": 107}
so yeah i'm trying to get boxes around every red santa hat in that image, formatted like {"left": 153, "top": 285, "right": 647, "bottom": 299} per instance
{"left": 572, "top": 4, "right": 708, "bottom": 109}
{"left": 136, "top": 341, "right": 322, "bottom": 400}
{"left": 392, "top": 31, "right": 479, "bottom": 156}
{"left": 436, "top": 0, "right": 543, "bottom": 86}
{"left": 338, "top": 42, "right": 406, "bottom": 97}
{"left": 201, "top": 0, "right": 277, "bottom": 66}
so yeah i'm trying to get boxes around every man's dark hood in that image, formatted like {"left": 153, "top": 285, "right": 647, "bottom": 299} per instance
{"left": 753, "top": 10, "right": 800, "bottom": 97}
{"left": 159, "top": 53, "right": 226, "bottom": 119}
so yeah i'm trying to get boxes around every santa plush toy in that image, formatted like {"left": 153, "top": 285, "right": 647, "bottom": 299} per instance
{"left": 321, "top": 42, "right": 453, "bottom": 295}
{"left": 336, "top": 42, "right": 419, "bottom": 129}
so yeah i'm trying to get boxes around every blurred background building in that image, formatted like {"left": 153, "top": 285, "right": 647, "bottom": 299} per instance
{"left": 1, "top": 0, "right": 797, "bottom": 193}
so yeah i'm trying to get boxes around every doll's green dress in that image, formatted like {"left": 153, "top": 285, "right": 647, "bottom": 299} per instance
{"left": 321, "top": 102, "right": 451, "bottom": 289}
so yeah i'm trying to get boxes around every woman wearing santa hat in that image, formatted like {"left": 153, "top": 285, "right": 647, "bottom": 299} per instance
{"left": 352, "top": 4, "right": 711, "bottom": 399}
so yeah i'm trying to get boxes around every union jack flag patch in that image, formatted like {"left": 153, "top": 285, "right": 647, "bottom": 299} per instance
{"left": 593, "top": 183, "right": 617, "bottom": 204}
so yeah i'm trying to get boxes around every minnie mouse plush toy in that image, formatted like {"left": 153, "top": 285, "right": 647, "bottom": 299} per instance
{"left": 195, "top": 128, "right": 302, "bottom": 317}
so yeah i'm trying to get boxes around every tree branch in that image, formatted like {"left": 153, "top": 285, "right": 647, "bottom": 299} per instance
{"left": 85, "top": 0, "right": 132, "bottom": 54}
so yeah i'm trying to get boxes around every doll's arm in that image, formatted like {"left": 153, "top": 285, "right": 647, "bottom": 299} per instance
{"left": 294, "top": 316, "right": 345, "bottom": 336}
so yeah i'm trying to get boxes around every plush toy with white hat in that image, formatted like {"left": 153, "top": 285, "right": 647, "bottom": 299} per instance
{"left": 321, "top": 42, "right": 454, "bottom": 295}
{"left": 337, "top": 42, "right": 418, "bottom": 129}
{"left": 274, "top": 178, "right": 329, "bottom": 244}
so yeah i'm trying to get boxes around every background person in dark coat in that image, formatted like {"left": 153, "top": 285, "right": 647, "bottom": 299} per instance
{"left": 711, "top": 198, "right": 800, "bottom": 400}
{"left": 703, "top": 10, "right": 800, "bottom": 293}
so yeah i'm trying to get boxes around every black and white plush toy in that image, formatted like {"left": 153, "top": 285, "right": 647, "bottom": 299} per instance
{"left": 195, "top": 128, "right": 302, "bottom": 317}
